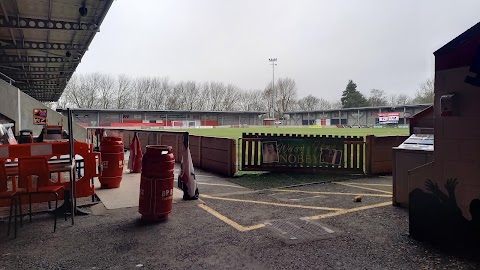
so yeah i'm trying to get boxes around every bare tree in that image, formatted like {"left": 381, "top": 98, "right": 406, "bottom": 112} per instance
{"left": 184, "top": 81, "right": 201, "bottom": 110}
{"left": 133, "top": 77, "right": 153, "bottom": 109}
{"left": 97, "top": 73, "right": 115, "bottom": 109}
{"left": 166, "top": 81, "right": 187, "bottom": 110}
{"left": 147, "top": 77, "right": 171, "bottom": 110}
{"left": 297, "top": 95, "right": 320, "bottom": 111}
{"left": 204, "top": 82, "right": 227, "bottom": 111}
{"left": 368, "top": 89, "right": 388, "bottom": 107}
{"left": 263, "top": 82, "right": 274, "bottom": 116}
{"left": 56, "top": 94, "right": 70, "bottom": 109}
{"left": 318, "top": 98, "right": 332, "bottom": 110}
{"left": 58, "top": 72, "right": 353, "bottom": 114}
{"left": 250, "top": 89, "right": 268, "bottom": 111}
{"left": 222, "top": 84, "right": 241, "bottom": 111}
{"left": 63, "top": 74, "right": 98, "bottom": 108}
{"left": 389, "top": 94, "right": 411, "bottom": 106}
{"left": 275, "top": 77, "right": 297, "bottom": 116}
{"left": 413, "top": 78, "right": 434, "bottom": 104}
{"left": 297, "top": 95, "right": 334, "bottom": 111}
{"left": 330, "top": 100, "right": 343, "bottom": 109}
{"left": 238, "top": 89, "right": 266, "bottom": 111}
{"left": 237, "top": 91, "right": 250, "bottom": 111}
{"left": 115, "top": 74, "right": 133, "bottom": 109}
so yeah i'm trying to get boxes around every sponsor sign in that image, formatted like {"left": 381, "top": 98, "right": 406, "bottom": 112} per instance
{"left": 261, "top": 137, "right": 344, "bottom": 166}
{"left": 378, "top": 112, "right": 400, "bottom": 124}
{"left": 33, "top": 109, "right": 47, "bottom": 125}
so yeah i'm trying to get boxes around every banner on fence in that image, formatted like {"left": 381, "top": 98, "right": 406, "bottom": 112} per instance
{"left": 261, "top": 137, "right": 344, "bottom": 166}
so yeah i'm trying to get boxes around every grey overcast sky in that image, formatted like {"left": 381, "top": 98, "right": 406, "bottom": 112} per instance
{"left": 76, "top": 0, "right": 480, "bottom": 101}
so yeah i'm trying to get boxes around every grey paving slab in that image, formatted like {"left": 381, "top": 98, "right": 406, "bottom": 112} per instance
{"left": 94, "top": 172, "right": 183, "bottom": 210}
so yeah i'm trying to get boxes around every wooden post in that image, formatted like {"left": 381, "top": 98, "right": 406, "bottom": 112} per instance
{"left": 365, "top": 135, "right": 374, "bottom": 175}
{"left": 352, "top": 138, "right": 358, "bottom": 170}
{"left": 241, "top": 133, "right": 246, "bottom": 169}
{"left": 346, "top": 136, "right": 352, "bottom": 169}
{"left": 253, "top": 133, "right": 259, "bottom": 166}
{"left": 359, "top": 137, "right": 365, "bottom": 173}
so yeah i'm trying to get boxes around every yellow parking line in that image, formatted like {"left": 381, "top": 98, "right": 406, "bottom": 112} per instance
{"left": 200, "top": 194, "right": 344, "bottom": 211}
{"left": 198, "top": 204, "right": 265, "bottom": 232}
{"left": 302, "top": 201, "right": 392, "bottom": 220}
{"left": 341, "top": 183, "right": 392, "bottom": 187}
{"left": 272, "top": 189, "right": 392, "bottom": 198}
{"left": 196, "top": 182, "right": 247, "bottom": 188}
{"left": 334, "top": 182, "right": 392, "bottom": 194}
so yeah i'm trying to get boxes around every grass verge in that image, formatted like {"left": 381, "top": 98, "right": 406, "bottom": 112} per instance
{"left": 228, "top": 171, "right": 364, "bottom": 190}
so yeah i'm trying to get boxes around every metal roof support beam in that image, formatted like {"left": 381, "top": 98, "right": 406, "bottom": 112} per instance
{"left": 20, "top": 85, "right": 65, "bottom": 90}
{"left": 8, "top": 77, "right": 69, "bottom": 83}
{"left": 26, "top": 90, "right": 61, "bottom": 93}
{"left": 0, "top": 40, "right": 87, "bottom": 51}
{"left": 0, "top": 55, "right": 79, "bottom": 64}
{"left": 0, "top": 16, "right": 99, "bottom": 32}
{"left": 9, "top": 74, "right": 68, "bottom": 80}
{"left": 15, "top": 81, "right": 66, "bottom": 86}
{"left": 0, "top": 68, "right": 75, "bottom": 73}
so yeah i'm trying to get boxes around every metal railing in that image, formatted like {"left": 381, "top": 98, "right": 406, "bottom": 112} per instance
{"left": 0, "top": 71, "right": 15, "bottom": 85}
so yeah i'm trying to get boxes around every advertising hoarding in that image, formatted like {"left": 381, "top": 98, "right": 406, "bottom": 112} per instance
{"left": 261, "top": 137, "right": 344, "bottom": 166}
{"left": 378, "top": 112, "right": 400, "bottom": 124}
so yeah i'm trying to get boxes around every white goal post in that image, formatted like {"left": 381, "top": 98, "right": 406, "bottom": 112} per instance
{"left": 170, "top": 120, "right": 199, "bottom": 128}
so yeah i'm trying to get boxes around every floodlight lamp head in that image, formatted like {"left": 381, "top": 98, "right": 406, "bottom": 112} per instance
{"left": 79, "top": 6, "right": 88, "bottom": 17}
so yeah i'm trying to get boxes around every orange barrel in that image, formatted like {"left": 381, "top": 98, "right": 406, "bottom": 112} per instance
{"left": 139, "top": 145, "right": 175, "bottom": 221}
{"left": 98, "top": 136, "right": 124, "bottom": 188}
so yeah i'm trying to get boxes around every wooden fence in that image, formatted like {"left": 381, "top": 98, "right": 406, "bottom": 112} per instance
{"left": 365, "top": 135, "right": 408, "bottom": 175}
{"left": 87, "top": 128, "right": 405, "bottom": 177}
{"left": 121, "top": 130, "right": 236, "bottom": 177}
{"left": 240, "top": 133, "right": 365, "bottom": 174}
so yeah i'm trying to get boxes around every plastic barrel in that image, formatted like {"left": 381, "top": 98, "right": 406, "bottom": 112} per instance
{"left": 139, "top": 145, "right": 175, "bottom": 221}
{"left": 98, "top": 136, "right": 124, "bottom": 188}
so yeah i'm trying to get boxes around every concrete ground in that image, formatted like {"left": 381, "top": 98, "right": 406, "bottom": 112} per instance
{"left": 1, "top": 167, "right": 480, "bottom": 270}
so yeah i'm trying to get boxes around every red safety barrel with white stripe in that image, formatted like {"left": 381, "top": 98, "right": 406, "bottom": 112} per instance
{"left": 139, "top": 145, "right": 175, "bottom": 221}
{"left": 98, "top": 136, "right": 124, "bottom": 188}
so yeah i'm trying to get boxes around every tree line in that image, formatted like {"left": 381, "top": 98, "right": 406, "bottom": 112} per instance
{"left": 54, "top": 73, "right": 434, "bottom": 114}
{"left": 340, "top": 79, "right": 434, "bottom": 109}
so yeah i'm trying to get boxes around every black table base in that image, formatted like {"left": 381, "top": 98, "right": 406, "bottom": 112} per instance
{"left": 50, "top": 190, "right": 89, "bottom": 216}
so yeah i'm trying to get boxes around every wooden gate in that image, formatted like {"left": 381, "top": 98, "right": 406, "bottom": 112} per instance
{"left": 240, "top": 133, "right": 365, "bottom": 174}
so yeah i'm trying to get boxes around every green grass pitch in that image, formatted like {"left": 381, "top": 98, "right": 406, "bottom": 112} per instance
{"left": 165, "top": 127, "right": 409, "bottom": 140}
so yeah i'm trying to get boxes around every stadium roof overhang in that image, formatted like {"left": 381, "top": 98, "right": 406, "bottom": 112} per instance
{"left": 0, "top": 0, "right": 114, "bottom": 102}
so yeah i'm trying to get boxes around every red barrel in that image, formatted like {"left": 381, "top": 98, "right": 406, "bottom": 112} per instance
{"left": 99, "top": 136, "right": 124, "bottom": 188}
{"left": 139, "top": 145, "right": 175, "bottom": 221}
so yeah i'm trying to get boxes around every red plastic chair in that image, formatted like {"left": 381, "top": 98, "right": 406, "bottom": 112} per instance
{"left": 0, "top": 161, "right": 20, "bottom": 238}
{"left": 17, "top": 157, "right": 65, "bottom": 232}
